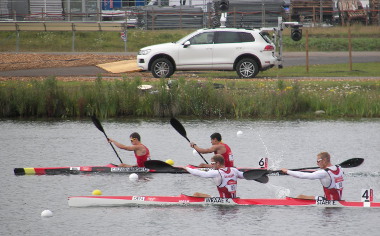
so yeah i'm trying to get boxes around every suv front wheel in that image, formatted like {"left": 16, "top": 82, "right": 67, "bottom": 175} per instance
{"left": 151, "top": 58, "right": 174, "bottom": 78}
{"left": 236, "top": 58, "right": 259, "bottom": 78}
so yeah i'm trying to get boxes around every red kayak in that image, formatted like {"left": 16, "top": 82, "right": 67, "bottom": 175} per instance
{"left": 68, "top": 194, "right": 380, "bottom": 208}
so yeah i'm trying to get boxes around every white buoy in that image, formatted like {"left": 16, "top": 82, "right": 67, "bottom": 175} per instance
{"left": 129, "top": 173, "right": 138, "bottom": 181}
{"left": 237, "top": 130, "right": 243, "bottom": 137}
{"left": 192, "top": 149, "right": 198, "bottom": 157}
{"left": 41, "top": 210, "right": 53, "bottom": 217}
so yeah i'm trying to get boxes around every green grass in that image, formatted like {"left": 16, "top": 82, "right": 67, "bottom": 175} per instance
{"left": 1, "top": 77, "right": 379, "bottom": 119}
{"left": 1, "top": 26, "right": 379, "bottom": 52}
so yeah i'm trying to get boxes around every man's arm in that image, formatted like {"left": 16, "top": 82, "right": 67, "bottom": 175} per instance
{"left": 185, "top": 167, "right": 219, "bottom": 178}
{"left": 190, "top": 143, "right": 217, "bottom": 154}
{"left": 109, "top": 139, "right": 136, "bottom": 151}
{"left": 286, "top": 169, "right": 327, "bottom": 180}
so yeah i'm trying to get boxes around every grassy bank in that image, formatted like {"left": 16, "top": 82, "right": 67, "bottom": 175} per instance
{"left": 1, "top": 26, "right": 379, "bottom": 52}
{"left": 1, "top": 76, "right": 379, "bottom": 119}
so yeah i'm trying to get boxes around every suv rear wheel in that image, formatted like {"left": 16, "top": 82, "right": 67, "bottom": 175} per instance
{"left": 151, "top": 58, "right": 174, "bottom": 78}
{"left": 236, "top": 58, "right": 259, "bottom": 78}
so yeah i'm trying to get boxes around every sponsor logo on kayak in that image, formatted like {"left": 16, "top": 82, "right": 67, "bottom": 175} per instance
{"left": 111, "top": 167, "right": 149, "bottom": 172}
{"left": 316, "top": 196, "right": 337, "bottom": 206}
{"left": 205, "top": 197, "right": 232, "bottom": 204}
{"left": 132, "top": 196, "right": 145, "bottom": 201}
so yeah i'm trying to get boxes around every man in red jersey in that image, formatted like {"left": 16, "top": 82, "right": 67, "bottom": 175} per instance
{"left": 108, "top": 132, "right": 150, "bottom": 167}
{"left": 185, "top": 154, "right": 244, "bottom": 198}
{"left": 190, "top": 132, "right": 234, "bottom": 167}
{"left": 281, "top": 152, "right": 344, "bottom": 200}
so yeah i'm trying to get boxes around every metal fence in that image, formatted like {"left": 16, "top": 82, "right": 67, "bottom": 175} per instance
{"left": 1, "top": 0, "right": 379, "bottom": 27}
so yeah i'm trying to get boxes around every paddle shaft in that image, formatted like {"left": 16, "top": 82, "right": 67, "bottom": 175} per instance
{"left": 243, "top": 158, "right": 364, "bottom": 180}
{"left": 91, "top": 116, "right": 123, "bottom": 164}
{"left": 170, "top": 118, "right": 209, "bottom": 164}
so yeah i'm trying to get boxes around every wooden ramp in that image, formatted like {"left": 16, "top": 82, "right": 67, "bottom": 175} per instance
{"left": 97, "top": 60, "right": 141, "bottom": 73}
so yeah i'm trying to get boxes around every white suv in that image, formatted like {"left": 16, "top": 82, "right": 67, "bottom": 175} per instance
{"left": 137, "top": 28, "right": 277, "bottom": 78}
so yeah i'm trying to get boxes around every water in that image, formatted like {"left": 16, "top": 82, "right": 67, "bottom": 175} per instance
{"left": 1, "top": 119, "right": 380, "bottom": 235}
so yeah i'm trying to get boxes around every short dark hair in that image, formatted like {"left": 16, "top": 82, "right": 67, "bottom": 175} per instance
{"left": 210, "top": 132, "right": 222, "bottom": 141}
{"left": 212, "top": 154, "right": 225, "bottom": 165}
{"left": 130, "top": 132, "right": 141, "bottom": 141}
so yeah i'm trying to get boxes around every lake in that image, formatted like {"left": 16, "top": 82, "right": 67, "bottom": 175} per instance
{"left": 1, "top": 118, "right": 380, "bottom": 235}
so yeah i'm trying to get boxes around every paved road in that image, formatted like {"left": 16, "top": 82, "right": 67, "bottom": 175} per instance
{"left": 281, "top": 51, "right": 380, "bottom": 66}
{"left": 0, "top": 51, "right": 379, "bottom": 77}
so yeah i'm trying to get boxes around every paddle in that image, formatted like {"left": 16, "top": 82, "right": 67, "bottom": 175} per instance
{"left": 91, "top": 115, "right": 123, "bottom": 164}
{"left": 243, "top": 158, "right": 364, "bottom": 180}
{"left": 144, "top": 160, "right": 177, "bottom": 170}
{"left": 170, "top": 118, "right": 209, "bottom": 164}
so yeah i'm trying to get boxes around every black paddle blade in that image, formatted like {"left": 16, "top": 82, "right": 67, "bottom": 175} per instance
{"left": 340, "top": 158, "right": 364, "bottom": 168}
{"left": 254, "top": 175, "right": 269, "bottom": 184}
{"left": 243, "top": 169, "right": 270, "bottom": 180}
{"left": 91, "top": 116, "right": 105, "bottom": 133}
{"left": 170, "top": 118, "right": 187, "bottom": 138}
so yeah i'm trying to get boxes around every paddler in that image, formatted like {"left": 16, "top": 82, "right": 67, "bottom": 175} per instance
{"left": 190, "top": 132, "right": 234, "bottom": 168}
{"left": 184, "top": 154, "right": 244, "bottom": 198}
{"left": 108, "top": 132, "right": 150, "bottom": 167}
{"left": 281, "top": 152, "right": 344, "bottom": 200}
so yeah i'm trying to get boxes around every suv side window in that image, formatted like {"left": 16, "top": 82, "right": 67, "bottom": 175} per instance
{"left": 239, "top": 32, "right": 255, "bottom": 42}
{"left": 214, "top": 32, "right": 255, "bottom": 44}
{"left": 215, "top": 32, "right": 240, "bottom": 44}
{"left": 189, "top": 32, "right": 214, "bottom": 45}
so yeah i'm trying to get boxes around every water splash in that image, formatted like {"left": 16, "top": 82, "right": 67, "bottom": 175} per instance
{"left": 265, "top": 184, "right": 291, "bottom": 199}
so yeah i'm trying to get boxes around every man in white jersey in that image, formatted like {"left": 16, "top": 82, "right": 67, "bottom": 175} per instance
{"left": 184, "top": 154, "right": 244, "bottom": 198}
{"left": 281, "top": 152, "right": 344, "bottom": 200}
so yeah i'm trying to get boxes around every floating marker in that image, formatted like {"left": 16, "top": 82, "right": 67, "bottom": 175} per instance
{"left": 129, "top": 173, "right": 138, "bottom": 181}
{"left": 237, "top": 130, "right": 243, "bottom": 137}
{"left": 165, "top": 159, "right": 174, "bottom": 166}
{"left": 41, "top": 210, "right": 53, "bottom": 217}
{"left": 92, "top": 189, "right": 102, "bottom": 195}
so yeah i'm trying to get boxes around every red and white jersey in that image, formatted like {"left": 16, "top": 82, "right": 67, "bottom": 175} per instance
{"left": 323, "top": 166, "right": 344, "bottom": 200}
{"left": 286, "top": 165, "right": 344, "bottom": 200}
{"left": 216, "top": 167, "right": 241, "bottom": 198}
{"left": 185, "top": 167, "right": 244, "bottom": 198}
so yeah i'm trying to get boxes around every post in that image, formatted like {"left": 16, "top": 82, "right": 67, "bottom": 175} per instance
{"left": 16, "top": 24, "right": 20, "bottom": 52}
{"left": 277, "top": 17, "right": 283, "bottom": 68}
{"left": 180, "top": 6, "right": 183, "bottom": 29}
{"left": 320, "top": 0, "right": 323, "bottom": 24}
{"left": 123, "top": 23, "right": 127, "bottom": 52}
{"left": 348, "top": 26, "right": 352, "bottom": 71}
{"left": 261, "top": 0, "right": 265, "bottom": 27}
{"left": 151, "top": 9, "right": 154, "bottom": 30}
{"left": 97, "top": 0, "right": 101, "bottom": 21}
{"left": 72, "top": 23, "right": 76, "bottom": 52}
{"left": 233, "top": 7, "right": 236, "bottom": 28}
{"left": 305, "top": 29, "right": 309, "bottom": 73}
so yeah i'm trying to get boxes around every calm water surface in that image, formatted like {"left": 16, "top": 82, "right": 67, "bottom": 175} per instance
{"left": 1, "top": 119, "right": 380, "bottom": 235}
